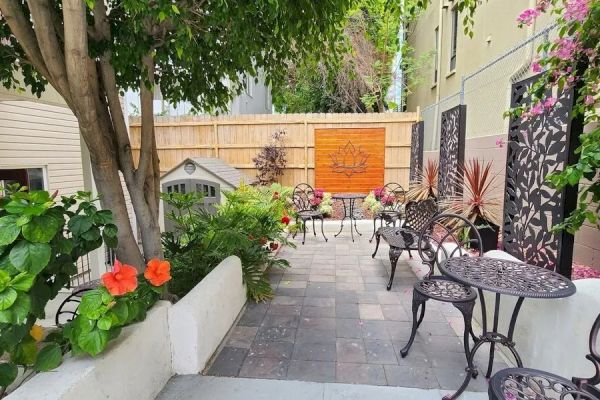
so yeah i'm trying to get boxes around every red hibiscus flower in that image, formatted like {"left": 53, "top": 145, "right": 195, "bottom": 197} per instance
{"left": 281, "top": 215, "right": 291, "bottom": 225}
{"left": 144, "top": 258, "right": 172, "bottom": 287}
{"left": 101, "top": 259, "right": 138, "bottom": 296}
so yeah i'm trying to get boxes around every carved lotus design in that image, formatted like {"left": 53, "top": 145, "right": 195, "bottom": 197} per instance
{"left": 329, "top": 141, "right": 369, "bottom": 177}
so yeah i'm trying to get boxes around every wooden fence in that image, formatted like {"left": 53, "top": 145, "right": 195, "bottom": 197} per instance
{"left": 129, "top": 112, "right": 418, "bottom": 189}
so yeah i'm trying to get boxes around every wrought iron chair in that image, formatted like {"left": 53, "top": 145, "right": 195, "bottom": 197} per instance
{"left": 292, "top": 183, "right": 328, "bottom": 245}
{"left": 371, "top": 198, "right": 438, "bottom": 290}
{"left": 400, "top": 213, "right": 482, "bottom": 362}
{"left": 369, "top": 182, "right": 407, "bottom": 243}
{"left": 54, "top": 280, "right": 100, "bottom": 326}
{"left": 488, "top": 313, "right": 600, "bottom": 400}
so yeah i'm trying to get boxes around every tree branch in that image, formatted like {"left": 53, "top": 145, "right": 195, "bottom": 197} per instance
{"left": 27, "top": 0, "right": 73, "bottom": 107}
{"left": 136, "top": 53, "right": 155, "bottom": 186}
{"left": 0, "top": 1, "right": 51, "bottom": 80}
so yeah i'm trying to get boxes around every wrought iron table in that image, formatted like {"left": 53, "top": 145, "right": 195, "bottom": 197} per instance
{"left": 332, "top": 193, "right": 366, "bottom": 242}
{"left": 438, "top": 257, "right": 576, "bottom": 400}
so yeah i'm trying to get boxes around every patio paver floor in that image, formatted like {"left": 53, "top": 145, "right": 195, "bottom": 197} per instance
{"left": 205, "top": 223, "right": 509, "bottom": 391}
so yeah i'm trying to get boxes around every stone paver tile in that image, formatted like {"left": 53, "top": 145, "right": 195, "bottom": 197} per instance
{"left": 335, "top": 303, "right": 360, "bottom": 319}
{"left": 375, "top": 291, "right": 403, "bottom": 305}
{"left": 384, "top": 321, "right": 413, "bottom": 341}
{"left": 364, "top": 339, "right": 398, "bottom": 365}
{"left": 295, "top": 328, "right": 336, "bottom": 344}
{"left": 275, "top": 287, "right": 306, "bottom": 297}
{"left": 302, "top": 306, "right": 335, "bottom": 318}
{"left": 248, "top": 341, "right": 294, "bottom": 359}
{"left": 206, "top": 347, "right": 248, "bottom": 377}
{"left": 286, "top": 268, "right": 311, "bottom": 275}
{"left": 359, "top": 304, "right": 385, "bottom": 320}
{"left": 336, "top": 282, "right": 366, "bottom": 291}
{"left": 238, "top": 309, "right": 267, "bottom": 327}
{"left": 281, "top": 274, "right": 310, "bottom": 281}
{"left": 421, "top": 335, "right": 465, "bottom": 354}
{"left": 392, "top": 341, "right": 433, "bottom": 367}
{"left": 434, "top": 367, "right": 487, "bottom": 392}
{"left": 309, "top": 268, "right": 336, "bottom": 276}
{"left": 226, "top": 326, "right": 258, "bottom": 348}
{"left": 357, "top": 291, "right": 379, "bottom": 304}
{"left": 361, "top": 320, "right": 390, "bottom": 340}
{"left": 335, "top": 269, "right": 361, "bottom": 277}
{"left": 303, "top": 297, "right": 335, "bottom": 307}
{"left": 267, "top": 304, "right": 302, "bottom": 316}
{"left": 336, "top": 338, "right": 367, "bottom": 363}
{"left": 292, "top": 342, "right": 337, "bottom": 362}
{"left": 305, "top": 282, "right": 336, "bottom": 298}
{"left": 271, "top": 296, "right": 304, "bottom": 306}
{"left": 261, "top": 314, "right": 300, "bottom": 329}
{"left": 336, "top": 319, "right": 363, "bottom": 339}
{"left": 336, "top": 363, "right": 387, "bottom": 386}
{"left": 384, "top": 365, "right": 439, "bottom": 389}
{"left": 381, "top": 305, "right": 410, "bottom": 321}
{"left": 419, "top": 321, "right": 457, "bottom": 336}
{"left": 255, "top": 327, "right": 297, "bottom": 343}
{"left": 309, "top": 274, "right": 336, "bottom": 283}
{"left": 335, "top": 276, "right": 364, "bottom": 284}
{"left": 287, "top": 360, "right": 336, "bottom": 383}
{"left": 335, "top": 291, "right": 359, "bottom": 304}
{"left": 335, "top": 256, "right": 359, "bottom": 265}
{"left": 364, "top": 283, "right": 388, "bottom": 292}
{"left": 278, "top": 280, "right": 308, "bottom": 289}
{"left": 299, "top": 317, "right": 336, "bottom": 331}
{"left": 239, "top": 357, "right": 289, "bottom": 379}
{"left": 363, "top": 276, "right": 389, "bottom": 285}
{"left": 427, "top": 350, "right": 469, "bottom": 370}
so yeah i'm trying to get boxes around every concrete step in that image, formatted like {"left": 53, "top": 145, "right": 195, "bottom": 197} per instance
{"left": 156, "top": 375, "right": 488, "bottom": 400}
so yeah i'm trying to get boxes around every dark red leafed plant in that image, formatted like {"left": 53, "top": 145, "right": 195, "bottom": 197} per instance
{"left": 407, "top": 159, "right": 439, "bottom": 201}
{"left": 253, "top": 129, "right": 288, "bottom": 185}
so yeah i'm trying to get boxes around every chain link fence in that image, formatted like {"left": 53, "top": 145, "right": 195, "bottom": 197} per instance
{"left": 421, "top": 24, "right": 558, "bottom": 149}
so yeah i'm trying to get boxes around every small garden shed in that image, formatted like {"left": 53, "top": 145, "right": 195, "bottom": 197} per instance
{"left": 160, "top": 157, "right": 255, "bottom": 230}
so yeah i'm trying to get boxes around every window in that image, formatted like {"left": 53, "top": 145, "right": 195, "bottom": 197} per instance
{"left": 449, "top": 8, "right": 459, "bottom": 71}
{"left": 0, "top": 168, "right": 46, "bottom": 196}
{"left": 434, "top": 26, "right": 439, "bottom": 84}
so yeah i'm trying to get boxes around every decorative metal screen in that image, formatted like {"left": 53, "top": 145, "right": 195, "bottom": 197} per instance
{"left": 503, "top": 74, "right": 575, "bottom": 275}
{"left": 438, "top": 105, "right": 466, "bottom": 198}
{"left": 409, "top": 122, "right": 424, "bottom": 182}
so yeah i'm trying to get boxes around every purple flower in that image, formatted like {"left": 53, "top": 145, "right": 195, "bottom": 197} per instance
{"left": 584, "top": 95, "right": 595, "bottom": 105}
{"left": 495, "top": 138, "right": 505, "bottom": 148}
{"left": 530, "top": 102, "right": 544, "bottom": 116}
{"left": 313, "top": 188, "right": 324, "bottom": 199}
{"left": 564, "top": 0, "right": 590, "bottom": 22}
{"left": 517, "top": 8, "right": 540, "bottom": 25}
{"left": 373, "top": 187, "right": 385, "bottom": 200}
{"left": 543, "top": 96, "right": 558, "bottom": 110}
{"left": 552, "top": 38, "right": 578, "bottom": 60}
{"left": 531, "top": 60, "right": 542, "bottom": 73}
{"left": 380, "top": 194, "right": 395, "bottom": 206}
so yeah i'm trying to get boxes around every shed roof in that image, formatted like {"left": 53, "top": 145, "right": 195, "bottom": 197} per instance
{"left": 162, "top": 157, "right": 256, "bottom": 188}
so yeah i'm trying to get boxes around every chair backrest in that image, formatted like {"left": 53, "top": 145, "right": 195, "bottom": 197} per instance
{"left": 573, "top": 313, "right": 600, "bottom": 393}
{"left": 382, "top": 182, "right": 406, "bottom": 211}
{"left": 292, "top": 183, "right": 315, "bottom": 212}
{"left": 403, "top": 198, "right": 437, "bottom": 232}
{"left": 417, "top": 213, "right": 483, "bottom": 277}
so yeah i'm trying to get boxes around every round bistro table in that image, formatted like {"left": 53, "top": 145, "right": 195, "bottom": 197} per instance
{"left": 438, "top": 256, "right": 576, "bottom": 400}
{"left": 332, "top": 193, "right": 366, "bottom": 242}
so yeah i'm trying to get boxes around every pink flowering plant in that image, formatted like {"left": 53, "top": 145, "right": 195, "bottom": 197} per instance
{"left": 511, "top": 0, "right": 600, "bottom": 233}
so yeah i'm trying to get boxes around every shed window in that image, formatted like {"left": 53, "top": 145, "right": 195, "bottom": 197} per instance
{"left": 0, "top": 167, "right": 46, "bottom": 196}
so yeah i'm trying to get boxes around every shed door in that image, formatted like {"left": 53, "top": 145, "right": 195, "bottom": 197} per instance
{"left": 162, "top": 178, "right": 221, "bottom": 232}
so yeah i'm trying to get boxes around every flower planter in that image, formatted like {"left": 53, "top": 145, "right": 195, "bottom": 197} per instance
{"left": 470, "top": 217, "right": 500, "bottom": 252}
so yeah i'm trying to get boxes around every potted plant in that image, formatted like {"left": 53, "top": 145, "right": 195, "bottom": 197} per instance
{"left": 442, "top": 159, "right": 502, "bottom": 252}
{"left": 407, "top": 160, "right": 439, "bottom": 201}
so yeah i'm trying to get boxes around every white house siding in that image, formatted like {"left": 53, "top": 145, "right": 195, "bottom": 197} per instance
{"left": 0, "top": 100, "right": 84, "bottom": 195}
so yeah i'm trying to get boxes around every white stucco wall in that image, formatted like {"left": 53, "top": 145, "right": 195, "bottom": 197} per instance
{"left": 7, "top": 256, "right": 247, "bottom": 400}
{"left": 169, "top": 255, "right": 246, "bottom": 374}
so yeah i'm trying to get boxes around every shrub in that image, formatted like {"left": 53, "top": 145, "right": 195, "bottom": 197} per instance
{"left": 0, "top": 186, "right": 118, "bottom": 391}
{"left": 162, "top": 184, "right": 291, "bottom": 302}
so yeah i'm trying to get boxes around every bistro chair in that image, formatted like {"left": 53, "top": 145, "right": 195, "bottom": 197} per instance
{"left": 371, "top": 198, "right": 438, "bottom": 290}
{"left": 369, "top": 182, "right": 407, "bottom": 243}
{"left": 488, "top": 313, "right": 600, "bottom": 400}
{"left": 291, "top": 183, "right": 328, "bottom": 245}
{"left": 400, "top": 213, "right": 482, "bottom": 361}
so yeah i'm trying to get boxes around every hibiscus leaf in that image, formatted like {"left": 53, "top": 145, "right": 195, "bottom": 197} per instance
{"left": 10, "top": 294, "right": 31, "bottom": 325}
{"left": 11, "top": 336, "right": 37, "bottom": 365}
{"left": 78, "top": 328, "right": 109, "bottom": 356}
{"left": 34, "top": 344, "right": 62, "bottom": 372}
{"left": 0, "top": 288, "right": 17, "bottom": 311}
{"left": 0, "top": 215, "right": 20, "bottom": 246}
{"left": 97, "top": 315, "right": 113, "bottom": 330}
{"left": 0, "top": 362, "right": 18, "bottom": 387}
{"left": 111, "top": 301, "right": 129, "bottom": 324}
{"left": 78, "top": 290, "right": 104, "bottom": 319}
{"left": 9, "top": 272, "right": 36, "bottom": 292}
{"left": 22, "top": 214, "right": 62, "bottom": 243}
{"left": 67, "top": 215, "right": 93, "bottom": 236}
{"left": 9, "top": 241, "right": 51, "bottom": 275}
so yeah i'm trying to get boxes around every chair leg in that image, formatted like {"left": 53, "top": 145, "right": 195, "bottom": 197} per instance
{"left": 320, "top": 217, "right": 328, "bottom": 242}
{"left": 401, "top": 290, "right": 427, "bottom": 357}
{"left": 407, "top": 249, "right": 413, "bottom": 259}
{"left": 302, "top": 219, "right": 307, "bottom": 245}
{"left": 312, "top": 218, "right": 317, "bottom": 236}
{"left": 369, "top": 217, "right": 378, "bottom": 243}
{"left": 453, "top": 299, "right": 478, "bottom": 377}
{"left": 292, "top": 217, "right": 298, "bottom": 239}
{"left": 416, "top": 301, "right": 426, "bottom": 328}
{"left": 386, "top": 247, "right": 402, "bottom": 291}
{"left": 371, "top": 233, "right": 381, "bottom": 258}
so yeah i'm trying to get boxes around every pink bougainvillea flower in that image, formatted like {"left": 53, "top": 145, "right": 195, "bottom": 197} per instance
{"left": 310, "top": 197, "right": 322, "bottom": 206}
{"left": 102, "top": 260, "right": 138, "bottom": 296}
{"left": 381, "top": 194, "right": 395, "bottom": 206}
{"left": 552, "top": 38, "right": 578, "bottom": 60}
{"left": 516, "top": 8, "right": 540, "bottom": 25}
{"left": 373, "top": 187, "right": 385, "bottom": 200}
{"left": 564, "top": 0, "right": 590, "bottom": 22}
{"left": 535, "top": 0, "right": 550, "bottom": 12}
{"left": 313, "top": 189, "right": 325, "bottom": 199}
{"left": 531, "top": 60, "right": 542, "bottom": 73}
{"left": 144, "top": 258, "right": 172, "bottom": 287}
{"left": 281, "top": 215, "right": 291, "bottom": 225}
{"left": 530, "top": 102, "right": 545, "bottom": 116}
{"left": 543, "top": 96, "right": 558, "bottom": 110}
{"left": 495, "top": 138, "right": 505, "bottom": 148}
{"left": 584, "top": 95, "right": 595, "bottom": 106}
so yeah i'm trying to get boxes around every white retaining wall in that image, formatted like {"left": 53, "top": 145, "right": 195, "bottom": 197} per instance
{"left": 7, "top": 256, "right": 246, "bottom": 400}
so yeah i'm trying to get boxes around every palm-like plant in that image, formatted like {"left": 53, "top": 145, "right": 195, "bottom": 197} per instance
{"left": 441, "top": 159, "right": 502, "bottom": 227}
{"left": 407, "top": 159, "right": 439, "bottom": 201}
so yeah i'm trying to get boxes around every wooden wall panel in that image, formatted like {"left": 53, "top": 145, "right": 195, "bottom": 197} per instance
{"left": 314, "top": 128, "right": 385, "bottom": 193}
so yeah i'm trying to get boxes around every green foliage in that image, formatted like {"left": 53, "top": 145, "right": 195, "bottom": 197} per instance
{"left": 0, "top": 186, "right": 117, "bottom": 389}
{"left": 162, "top": 184, "right": 293, "bottom": 301}
{"left": 274, "top": 0, "right": 401, "bottom": 113}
